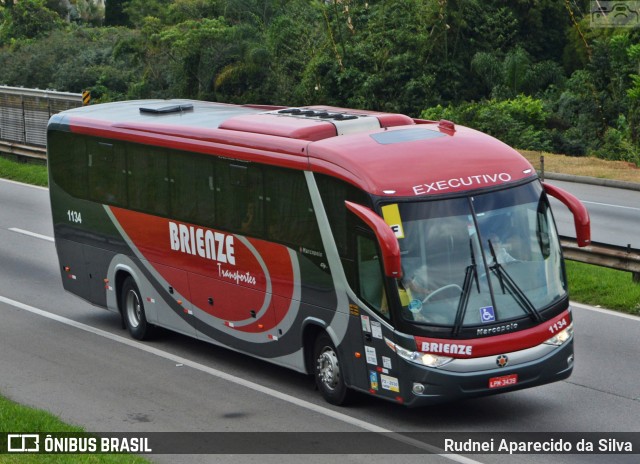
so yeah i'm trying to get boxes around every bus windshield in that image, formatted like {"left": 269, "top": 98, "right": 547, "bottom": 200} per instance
{"left": 391, "top": 181, "right": 566, "bottom": 330}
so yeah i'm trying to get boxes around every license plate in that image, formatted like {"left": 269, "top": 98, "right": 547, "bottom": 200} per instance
{"left": 489, "top": 374, "right": 518, "bottom": 389}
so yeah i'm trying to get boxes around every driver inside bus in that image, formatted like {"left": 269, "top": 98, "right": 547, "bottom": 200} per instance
{"left": 398, "top": 265, "right": 431, "bottom": 321}
{"left": 486, "top": 233, "right": 517, "bottom": 264}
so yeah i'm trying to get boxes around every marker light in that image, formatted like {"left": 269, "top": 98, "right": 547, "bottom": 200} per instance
{"left": 544, "top": 323, "right": 574, "bottom": 346}
{"left": 385, "top": 338, "right": 453, "bottom": 368}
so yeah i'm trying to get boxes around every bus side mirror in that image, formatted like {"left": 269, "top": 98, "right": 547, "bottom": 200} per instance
{"left": 345, "top": 201, "right": 403, "bottom": 278}
{"left": 543, "top": 183, "right": 591, "bottom": 247}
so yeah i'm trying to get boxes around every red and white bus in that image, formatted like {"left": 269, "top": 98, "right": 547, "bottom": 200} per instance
{"left": 47, "top": 100, "right": 590, "bottom": 407}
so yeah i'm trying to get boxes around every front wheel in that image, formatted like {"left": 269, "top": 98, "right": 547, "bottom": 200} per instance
{"left": 313, "top": 333, "right": 351, "bottom": 405}
{"left": 121, "top": 276, "right": 154, "bottom": 340}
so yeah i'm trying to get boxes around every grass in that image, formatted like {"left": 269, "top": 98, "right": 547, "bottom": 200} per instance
{"left": 520, "top": 150, "right": 640, "bottom": 183}
{"left": 565, "top": 260, "right": 640, "bottom": 316}
{"left": 0, "top": 156, "right": 48, "bottom": 187}
{"left": 0, "top": 396, "right": 149, "bottom": 463}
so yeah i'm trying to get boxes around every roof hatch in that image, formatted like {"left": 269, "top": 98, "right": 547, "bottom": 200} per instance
{"left": 218, "top": 107, "right": 412, "bottom": 141}
{"left": 139, "top": 103, "right": 194, "bottom": 115}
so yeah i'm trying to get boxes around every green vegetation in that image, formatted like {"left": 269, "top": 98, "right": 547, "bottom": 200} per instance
{"left": 0, "top": 157, "right": 48, "bottom": 186}
{"left": 566, "top": 261, "right": 640, "bottom": 315}
{"left": 0, "top": 1, "right": 638, "bottom": 164}
{"left": 0, "top": 395, "right": 149, "bottom": 463}
{"left": 0, "top": 395, "right": 84, "bottom": 434}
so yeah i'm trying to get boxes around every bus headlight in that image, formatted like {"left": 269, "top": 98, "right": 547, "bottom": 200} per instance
{"left": 385, "top": 338, "right": 453, "bottom": 368}
{"left": 544, "top": 324, "right": 573, "bottom": 346}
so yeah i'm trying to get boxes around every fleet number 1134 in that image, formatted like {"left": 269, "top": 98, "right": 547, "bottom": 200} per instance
{"left": 67, "top": 210, "right": 82, "bottom": 224}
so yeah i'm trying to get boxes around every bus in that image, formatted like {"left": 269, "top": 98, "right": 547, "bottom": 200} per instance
{"left": 47, "top": 100, "right": 590, "bottom": 407}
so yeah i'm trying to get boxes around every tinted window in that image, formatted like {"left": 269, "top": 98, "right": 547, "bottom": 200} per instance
{"left": 169, "top": 152, "right": 216, "bottom": 224}
{"left": 88, "top": 140, "right": 126, "bottom": 205}
{"left": 266, "top": 167, "right": 321, "bottom": 251}
{"left": 357, "top": 234, "right": 390, "bottom": 319}
{"left": 316, "top": 175, "right": 370, "bottom": 257}
{"left": 48, "top": 131, "right": 87, "bottom": 199}
{"left": 127, "top": 145, "right": 168, "bottom": 215}
{"left": 215, "top": 162, "right": 264, "bottom": 235}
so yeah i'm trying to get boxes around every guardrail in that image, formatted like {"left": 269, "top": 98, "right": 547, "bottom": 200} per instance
{"left": 561, "top": 236, "right": 640, "bottom": 283}
{"left": 0, "top": 85, "right": 82, "bottom": 160}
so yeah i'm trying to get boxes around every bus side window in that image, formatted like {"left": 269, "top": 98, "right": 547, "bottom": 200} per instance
{"left": 265, "top": 167, "right": 322, "bottom": 251}
{"left": 49, "top": 131, "right": 87, "bottom": 199}
{"left": 216, "top": 162, "right": 264, "bottom": 236}
{"left": 195, "top": 155, "right": 217, "bottom": 227}
{"left": 126, "top": 146, "right": 168, "bottom": 216}
{"left": 169, "top": 152, "right": 215, "bottom": 224}
{"left": 87, "top": 140, "right": 126, "bottom": 205}
{"left": 316, "top": 174, "right": 372, "bottom": 289}
{"left": 356, "top": 234, "right": 389, "bottom": 319}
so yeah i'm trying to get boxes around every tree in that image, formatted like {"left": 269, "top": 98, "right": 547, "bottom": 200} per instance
{"left": 472, "top": 47, "right": 565, "bottom": 100}
{"left": 0, "top": 0, "right": 63, "bottom": 43}
{"left": 125, "top": 0, "right": 171, "bottom": 26}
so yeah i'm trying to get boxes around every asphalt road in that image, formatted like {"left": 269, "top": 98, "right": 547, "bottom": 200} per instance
{"left": 0, "top": 178, "right": 638, "bottom": 464}
{"left": 545, "top": 179, "right": 640, "bottom": 249}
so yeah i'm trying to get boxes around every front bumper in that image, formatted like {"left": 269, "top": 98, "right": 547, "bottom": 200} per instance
{"left": 400, "top": 338, "right": 574, "bottom": 407}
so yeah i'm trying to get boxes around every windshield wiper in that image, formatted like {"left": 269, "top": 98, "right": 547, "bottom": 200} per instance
{"left": 452, "top": 239, "right": 480, "bottom": 336}
{"left": 488, "top": 239, "right": 506, "bottom": 294}
{"left": 487, "top": 240, "right": 542, "bottom": 322}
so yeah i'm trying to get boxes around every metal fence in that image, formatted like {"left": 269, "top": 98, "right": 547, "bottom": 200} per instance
{"left": 0, "top": 85, "right": 82, "bottom": 149}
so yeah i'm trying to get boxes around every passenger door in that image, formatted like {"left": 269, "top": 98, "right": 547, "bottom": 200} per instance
{"left": 355, "top": 232, "right": 400, "bottom": 400}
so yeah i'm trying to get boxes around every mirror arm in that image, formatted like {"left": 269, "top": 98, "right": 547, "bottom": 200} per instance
{"left": 543, "top": 183, "right": 591, "bottom": 247}
{"left": 345, "top": 201, "right": 403, "bottom": 278}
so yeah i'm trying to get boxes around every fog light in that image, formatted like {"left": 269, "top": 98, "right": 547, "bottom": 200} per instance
{"left": 567, "top": 354, "right": 574, "bottom": 366}
{"left": 412, "top": 382, "right": 425, "bottom": 395}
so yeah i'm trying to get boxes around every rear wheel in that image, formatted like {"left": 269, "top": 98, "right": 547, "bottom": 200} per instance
{"left": 313, "top": 333, "right": 351, "bottom": 405}
{"left": 121, "top": 276, "right": 153, "bottom": 340}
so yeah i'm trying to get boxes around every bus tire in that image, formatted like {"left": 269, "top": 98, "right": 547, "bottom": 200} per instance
{"left": 121, "top": 276, "right": 154, "bottom": 340}
{"left": 313, "top": 332, "right": 351, "bottom": 405}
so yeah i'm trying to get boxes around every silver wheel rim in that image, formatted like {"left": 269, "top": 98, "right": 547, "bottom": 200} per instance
{"left": 317, "top": 347, "right": 340, "bottom": 391}
{"left": 125, "top": 289, "right": 142, "bottom": 329}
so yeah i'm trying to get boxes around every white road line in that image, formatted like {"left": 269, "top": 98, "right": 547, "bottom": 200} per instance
{"left": 571, "top": 301, "right": 640, "bottom": 321}
{"left": 581, "top": 200, "right": 640, "bottom": 212}
{"left": 0, "top": 177, "right": 48, "bottom": 191}
{"left": 9, "top": 228, "right": 54, "bottom": 242}
{"left": 0, "top": 294, "right": 481, "bottom": 463}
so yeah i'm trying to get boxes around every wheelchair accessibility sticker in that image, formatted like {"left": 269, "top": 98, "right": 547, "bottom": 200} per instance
{"left": 480, "top": 306, "right": 496, "bottom": 323}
